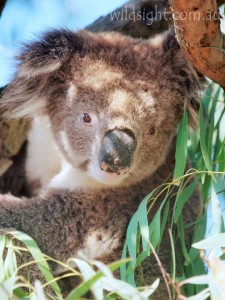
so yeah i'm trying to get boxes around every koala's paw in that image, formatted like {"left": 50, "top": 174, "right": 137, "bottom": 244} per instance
{"left": 0, "top": 193, "right": 20, "bottom": 202}
{"left": 0, "top": 194, "right": 5, "bottom": 201}
{"left": 0, "top": 194, "right": 9, "bottom": 201}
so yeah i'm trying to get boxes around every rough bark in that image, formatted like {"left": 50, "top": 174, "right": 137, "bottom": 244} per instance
{"left": 218, "top": 0, "right": 225, "bottom": 6}
{"left": 87, "top": 0, "right": 171, "bottom": 38}
{"left": 170, "top": 0, "right": 225, "bottom": 89}
{"left": 0, "top": 86, "right": 30, "bottom": 194}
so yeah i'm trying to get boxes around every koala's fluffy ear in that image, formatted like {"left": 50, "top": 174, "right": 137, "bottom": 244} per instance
{"left": 156, "top": 29, "right": 205, "bottom": 127}
{"left": 0, "top": 29, "right": 85, "bottom": 119}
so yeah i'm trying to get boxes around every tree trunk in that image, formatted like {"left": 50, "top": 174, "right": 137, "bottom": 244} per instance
{"left": 87, "top": 0, "right": 171, "bottom": 38}
{"left": 169, "top": 0, "right": 225, "bottom": 88}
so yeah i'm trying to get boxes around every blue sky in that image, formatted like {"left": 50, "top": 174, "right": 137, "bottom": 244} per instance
{"left": 0, "top": 0, "right": 125, "bottom": 86}
{"left": 1, "top": 1, "right": 224, "bottom": 86}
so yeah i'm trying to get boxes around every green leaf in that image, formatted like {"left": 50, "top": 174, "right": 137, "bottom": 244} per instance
{"left": 191, "top": 260, "right": 207, "bottom": 294}
{"left": 211, "top": 185, "right": 224, "bottom": 233}
{"left": 0, "top": 235, "right": 6, "bottom": 282}
{"left": 218, "top": 146, "right": 225, "bottom": 172}
{"left": 202, "top": 82, "right": 214, "bottom": 114}
{"left": 4, "top": 239, "right": 17, "bottom": 278}
{"left": 12, "top": 288, "right": 27, "bottom": 298}
{"left": 149, "top": 210, "right": 161, "bottom": 248}
{"left": 120, "top": 243, "right": 128, "bottom": 281}
{"left": 138, "top": 199, "right": 149, "bottom": 253}
{"left": 0, "top": 276, "right": 18, "bottom": 300}
{"left": 192, "top": 233, "right": 225, "bottom": 249}
{"left": 199, "top": 103, "right": 212, "bottom": 171}
{"left": 207, "top": 104, "right": 214, "bottom": 163}
{"left": 173, "top": 110, "right": 188, "bottom": 181}
{"left": 135, "top": 251, "right": 149, "bottom": 269}
{"left": 158, "top": 199, "right": 170, "bottom": 246}
{"left": 180, "top": 274, "right": 209, "bottom": 285}
{"left": 173, "top": 181, "right": 197, "bottom": 223}
{"left": 177, "top": 215, "right": 190, "bottom": 264}
{"left": 126, "top": 266, "right": 136, "bottom": 287}
{"left": 67, "top": 260, "right": 128, "bottom": 300}
{"left": 207, "top": 85, "right": 220, "bottom": 165}
{"left": 126, "top": 213, "right": 138, "bottom": 268}
{"left": 7, "top": 231, "right": 62, "bottom": 298}
{"left": 189, "top": 212, "right": 207, "bottom": 261}
{"left": 70, "top": 258, "right": 103, "bottom": 300}
{"left": 212, "top": 127, "right": 221, "bottom": 163}
{"left": 137, "top": 193, "right": 154, "bottom": 253}
{"left": 126, "top": 190, "right": 155, "bottom": 268}
{"left": 139, "top": 278, "right": 160, "bottom": 298}
{"left": 201, "top": 173, "right": 211, "bottom": 203}
{"left": 95, "top": 260, "right": 159, "bottom": 300}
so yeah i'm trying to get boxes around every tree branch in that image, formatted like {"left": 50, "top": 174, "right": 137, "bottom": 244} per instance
{"left": 217, "top": 0, "right": 225, "bottom": 7}
{"left": 0, "top": 0, "right": 6, "bottom": 17}
{"left": 87, "top": 0, "right": 170, "bottom": 38}
{"left": 169, "top": 0, "right": 225, "bottom": 88}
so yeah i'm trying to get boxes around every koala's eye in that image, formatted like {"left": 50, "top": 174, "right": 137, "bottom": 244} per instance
{"left": 148, "top": 127, "right": 155, "bottom": 135}
{"left": 81, "top": 113, "right": 92, "bottom": 124}
{"left": 79, "top": 112, "right": 98, "bottom": 129}
{"left": 144, "top": 126, "right": 156, "bottom": 137}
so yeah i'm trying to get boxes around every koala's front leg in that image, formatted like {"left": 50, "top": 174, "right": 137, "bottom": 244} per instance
{"left": 0, "top": 193, "right": 51, "bottom": 287}
{"left": 0, "top": 192, "right": 64, "bottom": 259}
{"left": 0, "top": 193, "right": 31, "bottom": 227}
{"left": 0, "top": 190, "right": 89, "bottom": 263}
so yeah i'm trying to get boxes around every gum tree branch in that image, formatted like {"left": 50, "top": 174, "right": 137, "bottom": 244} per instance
{"left": 0, "top": 0, "right": 6, "bottom": 17}
{"left": 87, "top": 0, "right": 171, "bottom": 38}
{"left": 170, "top": 0, "right": 225, "bottom": 88}
{"left": 217, "top": 0, "right": 225, "bottom": 6}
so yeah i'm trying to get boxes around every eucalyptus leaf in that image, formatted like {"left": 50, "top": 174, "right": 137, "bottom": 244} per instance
{"left": 70, "top": 258, "right": 103, "bottom": 300}
{"left": 199, "top": 102, "right": 212, "bottom": 171}
{"left": 126, "top": 213, "right": 138, "bottom": 268}
{"left": 6, "top": 231, "right": 62, "bottom": 298}
{"left": 174, "top": 181, "right": 197, "bottom": 223}
{"left": 173, "top": 110, "right": 188, "bottom": 181}
{"left": 179, "top": 274, "right": 209, "bottom": 286}
{"left": 192, "top": 233, "right": 225, "bottom": 249}
{"left": 211, "top": 185, "right": 224, "bottom": 233}
{"left": 67, "top": 259, "right": 128, "bottom": 300}
{"left": 0, "top": 276, "right": 18, "bottom": 300}
{"left": 137, "top": 196, "right": 150, "bottom": 253}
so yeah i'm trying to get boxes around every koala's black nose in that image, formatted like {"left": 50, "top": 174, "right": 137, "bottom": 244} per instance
{"left": 99, "top": 129, "right": 136, "bottom": 175}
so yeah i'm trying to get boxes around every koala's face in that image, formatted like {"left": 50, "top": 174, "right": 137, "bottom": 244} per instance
{"left": 49, "top": 69, "right": 171, "bottom": 186}
{"left": 48, "top": 59, "right": 188, "bottom": 187}
{"left": 1, "top": 30, "right": 202, "bottom": 187}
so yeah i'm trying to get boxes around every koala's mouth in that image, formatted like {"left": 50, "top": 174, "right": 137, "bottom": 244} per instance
{"left": 78, "top": 159, "right": 90, "bottom": 172}
{"left": 87, "top": 162, "right": 130, "bottom": 186}
{"left": 99, "top": 161, "right": 129, "bottom": 176}
{"left": 81, "top": 128, "right": 136, "bottom": 185}
{"left": 77, "top": 159, "right": 129, "bottom": 185}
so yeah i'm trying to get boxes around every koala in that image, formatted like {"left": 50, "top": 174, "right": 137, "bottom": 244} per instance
{"left": 0, "top": 29, "right": 203, "bottom": 298}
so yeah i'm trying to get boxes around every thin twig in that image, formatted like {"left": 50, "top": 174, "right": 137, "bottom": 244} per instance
{"left": 148, "top": 240, "right": 172, "bottom": 300}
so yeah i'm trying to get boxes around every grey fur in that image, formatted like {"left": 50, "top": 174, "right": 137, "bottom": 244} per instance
{"left": 0, "top": 29, "right": 204, "bottom": 298}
